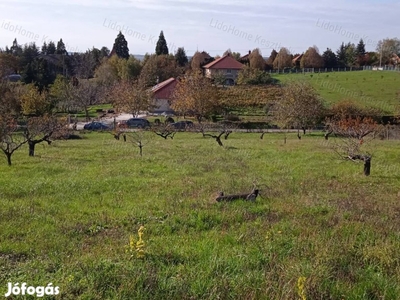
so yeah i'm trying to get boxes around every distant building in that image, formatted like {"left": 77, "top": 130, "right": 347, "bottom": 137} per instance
{"left": 292, "top": 54, "right": 303, "bottom": 68}
{"left": 239, "top": 50, "right": 251, "bottom": 65}
{"left": 151, "top": 77, "right": 177, "bottom": 113}
{"left": 202, "top": 53, "right": 245, "bottom": 85}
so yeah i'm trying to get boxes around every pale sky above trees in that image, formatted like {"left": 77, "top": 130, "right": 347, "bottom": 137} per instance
{"left": 0, "top": 0, "right": 398, "bottom": 56}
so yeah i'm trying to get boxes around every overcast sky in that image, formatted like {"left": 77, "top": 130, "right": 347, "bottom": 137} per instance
{"left": 0, "top": 0, "right": 398, "bottom": 57}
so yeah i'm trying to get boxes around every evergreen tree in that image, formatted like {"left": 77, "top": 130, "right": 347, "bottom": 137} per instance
{"left": 21, "top": 57, "right": 55, "bottom": 91}
{"left": 22, "top": 62, "right": 35, "bottom": 84}
{"left": 20, "top": 43, "right": 39, "bottom": 67}
{"left": 41, "top": 42, "right": 48, "bottom": 55}
{"left": 355, "top": 39, "right": 366, "bottom": 66}
{"left": 322, "top": 48, "right": 337, "bottom": 68}
{"left": 35, "top": 58, "right": 56, "bottom": 91}
{"left": 19, "top": 43, "right": 39, "bottom": 83}
{"left": 47, "top": 41, "right": 56, "bottom": 55}
{"left": 336, "top": 43, "right": 347, "bottom": 67}
{"left": 356, "top": 39, "right": 366, "bottom": 56}
{"left": 174, "top": 47, "right": 188, "bottom": 67}
{"left": 56, "top": 39, "right": 67, "bottom": 55}
{"left": 155, "top": 31, "right": 169, "bottom": 55}
{"left": 10, "top": 39, "right": 22, "bottom": 56}
{"left": 112, "top": 32, "right": 129, "bottom": 59}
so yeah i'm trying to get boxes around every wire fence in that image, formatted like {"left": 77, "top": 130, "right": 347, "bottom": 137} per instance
{"left": 268, "top": 66, "right": 400, "bottom": 74}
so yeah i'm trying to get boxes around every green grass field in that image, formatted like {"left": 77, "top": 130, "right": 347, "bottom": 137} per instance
{"left": 1, "top": 132, "right": 400, "bottom": 299}
{"left": 273, "top": 71, "right": 400, "bottom": 114}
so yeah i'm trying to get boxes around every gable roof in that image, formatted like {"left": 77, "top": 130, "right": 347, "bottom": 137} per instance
{"left": 203, "top": 54, "right": 245, "bottom": 70}
{"left": 292, "top": 54, "right": 303, "bottom": 62}
{"left": 239, "top": 50, "right": 252, "bottom": 61}
{"left": 199, "top": 51, "right": 211, "bottom": 60}
{"left": 151, "top": 78, "right": 178, "bottom": 99}
{"left": 151, "top": 77, "right": 176, "bottom": 93}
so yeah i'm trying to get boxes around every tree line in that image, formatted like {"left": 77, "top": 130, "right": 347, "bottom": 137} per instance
{"left": 1, "top": 31, "right": 399, "bottom": 90}
{"left": 0, "top": 30, "right": 394, "bottom": 171}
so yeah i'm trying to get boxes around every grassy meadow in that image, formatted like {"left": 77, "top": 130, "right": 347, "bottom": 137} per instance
{"left": 1, "top": 131, "right": 400, "bottom": 299}
{"left": 273, "top": 70, "right": 400, "bottom": 114}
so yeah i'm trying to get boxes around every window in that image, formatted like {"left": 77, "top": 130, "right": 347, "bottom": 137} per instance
{"left": 226, "top": 69, "right": 232, "bottom": 74}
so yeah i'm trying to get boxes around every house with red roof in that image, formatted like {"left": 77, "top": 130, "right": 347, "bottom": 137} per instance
{"left": 150, "top": 77, "right": 177, "bottom": 113}
{"left": 239, "top": 50, "right": 251, "bottom": 65}
{"left": 292, "top": 54, "right": 303, "bottom": 68}
{"left": 202, "top": 53, "right": 245, "bottom": 85}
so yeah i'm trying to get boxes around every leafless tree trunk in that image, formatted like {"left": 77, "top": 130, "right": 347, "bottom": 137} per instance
{"left": 216, "top": 189, "right": 259, "bottom": 202}
{"left": 327, "top": 116, "right": 381, "bottom": 176}
{"left": 152, "top": 125, "right": 176, "bottom": 139}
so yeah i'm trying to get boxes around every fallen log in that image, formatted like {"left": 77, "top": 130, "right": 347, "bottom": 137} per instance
{"left": 216, "top": 189, "right": 259, "bottom": 202}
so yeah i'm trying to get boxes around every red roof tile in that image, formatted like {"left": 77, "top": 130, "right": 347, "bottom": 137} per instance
{"left": 151, "top": 77, "right": 176, "bottom": 93}
{"left": 203, "top": 54, "right": 244, "bottom": 70}
{"left": 292, "top": 54, "right": 303, "bottom": 62}
{"left": 152, "top": 77, "right": 177, "bottom": 99}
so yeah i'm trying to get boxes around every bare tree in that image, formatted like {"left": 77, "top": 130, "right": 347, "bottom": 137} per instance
{"left": 273, "top": 80, "right": 326, "bottom": 136}
{"left": 0, "top": 77, "right": 26, "bottom": 165}
{"left": 376, "top": 38, "right": 400, "bottom": 65}
{"left": 24, "top": 115, "right": 68, "bottom": 156}
{"left": 0, "top": 116, "right": 27, "bottom": 166}
{"left": 197, "top": 123, "right": 234, "bottom": 147}
{"left": 326, "top": 116, "right": 382, "bottom": 176}
{"left": 126, "top": 131, "right": 149, "bottom": 156}
{"left": 71, "top": 79, "right": 100, "bottom": 121}
{"left": 151, "top": 124, "right": 176, "bottom": 140}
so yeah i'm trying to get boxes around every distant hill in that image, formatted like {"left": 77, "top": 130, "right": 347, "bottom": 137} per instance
{"left": 133, "top": 54, "right": 145, "bottom": 61}
{"left": 133, "top": 54, "right": 193, "bottom": 61}
{"left": 272, "top": 70, "right": 400, "bottom": 114}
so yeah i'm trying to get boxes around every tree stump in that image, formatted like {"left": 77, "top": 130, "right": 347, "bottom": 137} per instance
{"left": 216, "top": 190, "right": 259, "bottom": 202}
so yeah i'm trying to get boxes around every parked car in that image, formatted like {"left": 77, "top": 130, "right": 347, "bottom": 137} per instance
{"left": 83, "top": 121, "right": 112, "bottom": 130}
{"left": 118, "top": 118, "right": 151, "bottom": 129}
{"left": 168, "top": 121, "right": 194, "bottom": 130}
